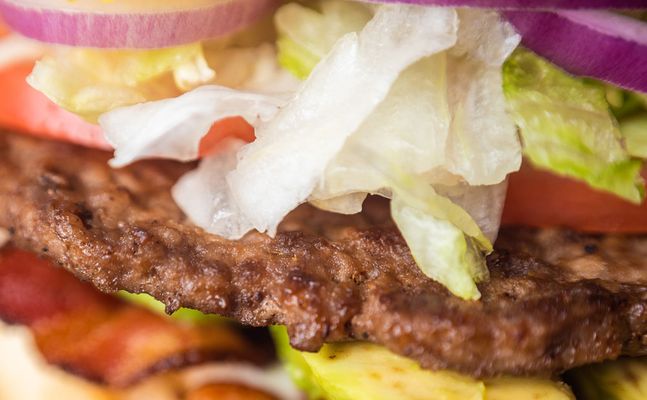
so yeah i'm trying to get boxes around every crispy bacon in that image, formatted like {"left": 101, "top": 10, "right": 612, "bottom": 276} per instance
{"left": 0, "top": 247, "right": 269, "bottom": 387}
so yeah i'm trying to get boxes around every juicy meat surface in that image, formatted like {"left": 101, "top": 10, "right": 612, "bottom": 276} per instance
{"left": 0, "top": 131, "right": 646, "bottom": 378}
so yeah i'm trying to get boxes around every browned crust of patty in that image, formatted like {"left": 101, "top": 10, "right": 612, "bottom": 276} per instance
{"left": 0, "top": 131, "right": 645, "bottom": 378}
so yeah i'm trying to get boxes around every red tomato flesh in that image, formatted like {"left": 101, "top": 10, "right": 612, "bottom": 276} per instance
{"left": 0, "top": 61, "right": 111, "bottom": 149}
{"left": 502, "top": 162, "right": 647, "bottom": 233}
{"left": 0, "top": 19, "right": 9, "bottom": 37}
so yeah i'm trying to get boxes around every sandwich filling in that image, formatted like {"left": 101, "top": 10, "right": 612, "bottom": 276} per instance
{"left": 0, "top": 131, "right": 645, "bottom": 378}
{"left": 0, "top": 1, "right": 647, "bottom": 399}
{"left": 1, "top": 1, "right": 646, "bottom": 300}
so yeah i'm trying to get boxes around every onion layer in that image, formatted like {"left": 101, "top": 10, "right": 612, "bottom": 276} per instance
{"left": 0, "top": 0, "right": 279, "bottom": 49}
{"left": 363, "top": 0, "right": 647, "bottom": 9}
{"left": 505, "top": 10, "right": 647, "bottom": 93}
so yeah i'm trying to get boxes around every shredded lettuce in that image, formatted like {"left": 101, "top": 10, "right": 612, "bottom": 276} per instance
{"left": 392, "top": 196, "right": 488, "bottom": 300}
{"left": 275, "top": 5, "right": 521, "bottom": 188}
{"left": 443, "top": 10, "right": 522, "bottom": 185}
{"left": 611, "top": 88, "right": 647, "bottom": 159}
{"left": 174, "top": 126, "right": 499, "bottom": 299}
{"left": 172, "top": 139, "right": 256, "bottom": 239}
{"left": 305, "top": 8, "right": 519, "bottom": 299}
{"left": 310, "top": 55, "right": 452, "bottom": 211}
{"left": 503, "top": 49, "right": 645, "bottom": 203}
{"left": 311, "top": 9, "right": 520, "bottom": 202}
{"left": 382, "top": 162, "right": 494, "bottom": 298}
{"left": 28, "top": 43, "right": 215, "bottom": 122}
{"left": 204, "top": 43, "right": 302, "bottom": 93}
{"left": 435, "top": 181, "right": 508, "bottom": 244}
{"left": 99, "top": 43, "right": 299, "bottom": 167}
{"left": 275, "top": 1, "right": 372, "bottom": 79}
{"left": 101, "top": 86, "right": 285, "bottom": 167}
{"left": 606, "top": 86, "right": 647, "bottom": 119}
{"left": 101, "top": 4, "right": 523, "bottom": 300}
{"left": 227, "top": 5, "right": 460, "bottom": 236}
{"left": 622, "top": 116, "right": 647, "bottom": 159}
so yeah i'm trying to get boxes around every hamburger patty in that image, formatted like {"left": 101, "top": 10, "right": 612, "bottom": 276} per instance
{"left": 0, "top": 130, "right": 645, "bottom": 378}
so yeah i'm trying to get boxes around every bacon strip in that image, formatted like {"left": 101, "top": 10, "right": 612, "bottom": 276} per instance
{"left": 0, "top": 247, "right": 268, "bottom": 387}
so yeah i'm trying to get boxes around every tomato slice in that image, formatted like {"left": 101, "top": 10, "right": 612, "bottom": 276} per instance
{"left": 0, "top": 61, "right": 255, "bottom": 155}
{"left": 0, "top": 61, "right": 111, "bottom": 149}
{"left": 0, "top": 19, "right": 9, "bottom": 38}
{"left": 502, "top": 162, "right": 647, "bottom": 233}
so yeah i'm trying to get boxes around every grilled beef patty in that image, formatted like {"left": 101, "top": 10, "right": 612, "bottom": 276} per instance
{"left": 0, "top": 131, "right": 645, "bottom": 378}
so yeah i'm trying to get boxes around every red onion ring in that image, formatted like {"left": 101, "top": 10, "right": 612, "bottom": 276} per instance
{"left": 0, "top": 0, "right": 279, "bottom": 49}
{"left": 363, "top": 0, "right": 647, "bottom": 9}
{"left": 505, "top": 10, "right": 647, "bottom": 93}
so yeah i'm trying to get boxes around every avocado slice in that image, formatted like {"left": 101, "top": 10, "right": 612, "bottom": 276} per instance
{"left": 118, "top": 291, "right": 227, "bottom": 324}
{"left": 305, "top": 342, "right": 485, "bottom": 400}
{"left": 567, "top": 358, "right": 647, "bottom": 400}
{"left": 272, "top": 325, "right": 327, "bottom": 400}
{"left": 271, "top": 327, "right": 574, "bottom": 400}
{"left": 485, "top": 378, "right": 574, "bottom": 400}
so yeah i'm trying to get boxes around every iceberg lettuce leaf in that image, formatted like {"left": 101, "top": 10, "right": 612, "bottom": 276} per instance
{"left": 307, "top": 9, "right": 519, "bottom": 299}
{"left": 98, "top": 43, "right": 299, "bottom": 167}
{"left": 227, "top": 6, "right": 459, "bottom": 236}
{"left": 443, "top": 10, "right": 521, "bottom": 185}
{"left": 621, "top": 115, "right": 647, "bottom": 159}
{"left": 28, "top": 44, "right": 214, "bottom": 122}
{"left": 503, "top": 49, "right": 645, "bottom": 203}
{"left": 275, "top": 1, "right": 372, "bottom": 79}
{"left": 172, "top": 139, "right": 256, "bottom": 240}
{"left": 100, "top": 86, "right": 286, "bottom": 167}
{"left": 391, "top": 193, "right": 489, "bottom": 300}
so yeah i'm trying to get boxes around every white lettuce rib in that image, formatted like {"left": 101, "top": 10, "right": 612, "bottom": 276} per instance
{"left": 227, "top": 6, "right": 459, "bottom": 236}
{"left": 100, "top": 86, "right": 286, "bottom": 167}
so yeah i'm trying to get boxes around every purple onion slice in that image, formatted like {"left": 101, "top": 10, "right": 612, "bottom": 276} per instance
{"left": 0, "top": 0, "right": 279, "bottom": 49}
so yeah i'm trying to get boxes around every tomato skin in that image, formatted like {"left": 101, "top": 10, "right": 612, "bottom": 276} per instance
{"left": 502, "top": 162, "right": 647, "bottom": 233}
{"left": 0, "top": 62, "right": 111, "bottom": 149}
{"left": 0, "top": 20, "right": 9, "bottom": 37}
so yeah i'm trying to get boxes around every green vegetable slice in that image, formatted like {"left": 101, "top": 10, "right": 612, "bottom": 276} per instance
{"left": 271, "top": 326, "right": 575, "bottom": 400}
{"left": 621, "top": 115, "right": 647, "bottom": 159}
{"left": 118, "top": 291, "right": 226, "bottom": 324}
{"left": 274, "top": 1, "right": 371, "bottom": 79}
{"left": 271, "top": 327, "right": 484, "bottom": 400}
{"left": 503, "top": 49, "right": 645, "bottom": 203}
{"left": 486, "top": 378, "right": 574, "bottom": 400}
{"left": 28, "top": 43, "right": 213, "bottom": 122}
{"left": 567, "top": 358, "right": 647, "bottom": 400}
